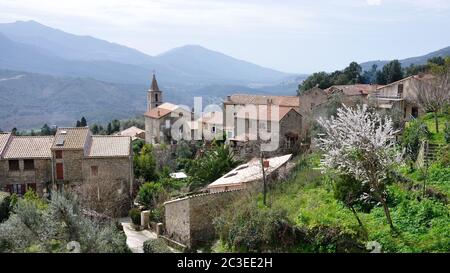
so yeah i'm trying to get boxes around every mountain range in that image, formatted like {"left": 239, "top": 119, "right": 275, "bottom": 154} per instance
{"left": 0, "top": 20, "right": 293, "bottom": 85}
{"left": 0, "top": 20, "right": 448, "bottom": 130}
{"left": 360, "top": 46, "right": 450, "bottom": 71}
{"left": 0, "top": 20, "right": 306, "bottom": 130}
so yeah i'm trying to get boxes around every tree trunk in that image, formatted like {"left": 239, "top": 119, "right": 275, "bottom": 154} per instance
{"left": 381, "top": 198, "right": 394, "bottom": 230}
{"left": 435, "top": 111, "right": 439, "bottom": 133}
{"left": 349, "top": 205, "right": 364, "bottom": 229}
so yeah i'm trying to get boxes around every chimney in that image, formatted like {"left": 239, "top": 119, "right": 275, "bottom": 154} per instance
{"left": 263, "top": 159, "right": 270, "bottom": 168}
{"left": 227, "top": 95, "right": 231, "bottom": 102}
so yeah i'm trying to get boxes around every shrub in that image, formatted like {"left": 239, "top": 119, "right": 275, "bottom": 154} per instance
{"left": 0, "top": 192, "right": 130, "bottom": 253}
{"left": 134, "top": 144, "right": 158, "bottom": 182}
{"left": 137, "top": 182, "right": 164, "bottom": 209}
{"left": 0, "top": 191, "right": 11, "bottom": 223}
{"left": 143, "top": 238, "right": 172, "bottom": 253}
{"left": 186, "top": 144, "right": 238, "bottom": 190}
{"left": 401, "top": 119, "right": 430, "bottom": 163}
{"left": 129, "top": 208, "right": 141, "bottom": 226}
{"left": 150, "top": 205, "right": 164, "bottom": 223}
{"left": 214, "top": 197, "right": 296, "bottom": 252}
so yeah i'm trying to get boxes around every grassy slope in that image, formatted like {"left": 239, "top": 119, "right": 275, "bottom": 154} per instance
{"left": 263, "top": 152, "right": 449, "bottom": 253}
{"left": 420, "top": 112, "right": 449, "bottom": 144}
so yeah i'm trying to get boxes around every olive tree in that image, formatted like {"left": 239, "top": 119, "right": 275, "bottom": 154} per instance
{"left": 317, "top": 105, "right": 401, "bottom": 229}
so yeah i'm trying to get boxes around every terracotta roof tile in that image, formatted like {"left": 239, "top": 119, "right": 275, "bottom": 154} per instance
{"left": 115, "top": 126, "right": 145, "bottom": 140}
{"left": 225, "top": 94, "right": 299, "bottom": 107}
{"left": 235, "top": 105, "right": 300, "bottom": 121}
{"left": 3, "top": 136, "right": 54, "bottom": 159}
{"left": 52, "top": 127, "right": 90, "bottom": 150}
{"left": 144, "top": 107, "right": 172, "bottom": 119}
{"left": 0, "top": 133, "right": 12, "bottom": 157}
{"left": 87, "top": 136, "right": 131, "bottom": 158}
{"left": 325, "top": 84, "right": 380, "bottom": 96}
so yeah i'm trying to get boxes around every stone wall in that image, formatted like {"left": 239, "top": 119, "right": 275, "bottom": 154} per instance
{"left": 53, "top": 150, "right": 84, "bottom": 186}
{"left": 0, "top": 159, "right": 52, "bottom": 194}
{"left": 82, "top": 156, "right": 133, "bottom": 195}
{"left": 231, "top": 110, "right": 303, "bottom": 160}
{"left": 164, "top": 190, "right": 242, "bottom": 248}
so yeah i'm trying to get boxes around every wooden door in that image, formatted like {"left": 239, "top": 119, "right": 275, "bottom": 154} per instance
{"left": 56, "top": 163, "right": 64, "bottom": 180}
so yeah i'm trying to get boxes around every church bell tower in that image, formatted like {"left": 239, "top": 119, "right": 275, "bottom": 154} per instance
{"left": 147, "top": 73, "right": 163, "bottom": 111}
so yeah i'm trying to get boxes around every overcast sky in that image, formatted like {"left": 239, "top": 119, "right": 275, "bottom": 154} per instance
{"left": 0, "top": 0, "right": 449, "bottom": 73}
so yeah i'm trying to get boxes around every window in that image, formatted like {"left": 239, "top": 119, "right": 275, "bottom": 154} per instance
{"left": 91, "top": 166, "right": 98, "bottom": 177}
{"left": 55, "top": 150, "right": 63, "bottom": 159}
{"left": 9, "top": 160, "right": 19, "bottom": 171}
{"left": 211, "top": 126, "right": 216, "bottom": 133}
{"left": 24, "top": 159, "right": 35, "bottom": 170}
{"left": 155, "top": 93, "right": 159, "bottom": 102}
{"left": 12, "top": 184, "right": 24, "bottom": 195}
{"left": 56, "top": 163, "right": 64, "bottom": 180}
{"left": 398, "top": 84, "right": 404, "bottom": 96}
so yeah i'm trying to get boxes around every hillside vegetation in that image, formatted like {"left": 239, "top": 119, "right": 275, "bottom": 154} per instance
{"left": 213, "top": 111, "right": 450, "bottom": 253}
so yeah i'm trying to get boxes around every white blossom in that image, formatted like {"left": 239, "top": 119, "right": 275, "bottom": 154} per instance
{"left": 317, "top": 104, "right": 401, "bottom": 193}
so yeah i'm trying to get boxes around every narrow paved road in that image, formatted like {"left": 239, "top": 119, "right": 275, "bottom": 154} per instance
{"left": 120, "top": 218, "right": 157, "bottom": 253}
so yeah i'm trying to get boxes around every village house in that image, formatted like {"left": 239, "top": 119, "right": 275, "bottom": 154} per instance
{"left": 0, "top": 128, "right": 133, "bottom": 200}
{"left": 223, "top": 94, "right": 303, "bottom": 156}
{"left": 144, "top": 74, "right": 192, "bottom": 144}
{"left": 368, "top": 74, "right": 434, "bottom": 122}
{"left": 115, "top": 126, "right": 145, "bottom": 141}
{"left": 298, "top": 84, "right": 381, "bottom": 135}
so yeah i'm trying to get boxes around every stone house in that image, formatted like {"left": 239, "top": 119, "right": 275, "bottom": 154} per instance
{"left": 0, "top": 128, "right": 133, "bottom": 202}
{"left": 115, "top": 126, "right": 145, "bottom": 141}
{"left": 324, "top": 84, "right": 380, "bottom": 107}
{"left": 192, "top": 112, "right": 224, "bottom": 141}
{"left": 298, "top": 84, "right": 380, "bottom": 135}
{"left": 144, "top": 74, "right": 192, "bottom": 144}
{"left": 368, "top": 74, "right": 434, "bottom": 122}
{"left": 0, "top": 133, "right": 53, "bottom": 195}
{"left": 223, "top": 94, "right": 303, "bottom": 156}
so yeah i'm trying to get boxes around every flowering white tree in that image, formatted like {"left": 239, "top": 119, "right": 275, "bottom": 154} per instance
{"left": 317, "top": 104, "right": 401, "bottom": 229}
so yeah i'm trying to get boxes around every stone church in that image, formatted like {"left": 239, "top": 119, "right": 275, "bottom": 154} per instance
{"left": 144, "top": 74, "right": 191, "bottom": 144}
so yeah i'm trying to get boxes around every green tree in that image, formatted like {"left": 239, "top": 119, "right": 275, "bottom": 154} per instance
{"left": 298, "top": 72, "right": 333, "bottom": 94}
{"left": 333, "top": 174, "right": 365, "bottom": 228}
{"left": 134, "top": 144, "right": 157, "bottom": 182}
{"left": 106, "top": 123, "right": 112, "bottom": 135}
{"left": 362, "top": 64, "right": 378, "bottom": 84}
{"left": 342, "top": 62, "right": 362, "bottom": 84}
{"left": 137, "top": 182, "right": 164, "bottom": 209}
{"left": 186, "top": 144, "right": 238, "bottom": 190}
{"left": 401, "top": 120, "right": 430, "bottom": 169}
{"left": 111, "top": 119, "right": 121, "bottom": 133}
{"left": 80, "top": 117, "right": 87, "bottom": 127}
{"left": 91, "top": 124, "right": 99, "bottom": 135}
{"left": 40, "top": 124, "right": 52, "bottom": 135}
{"left": 377, "top": 60, "right": 403, "bottom": 84}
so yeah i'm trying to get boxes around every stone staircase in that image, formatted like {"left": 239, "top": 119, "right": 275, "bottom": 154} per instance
{"left": 424, "top": 142, "right": 441, "bottom": 165}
